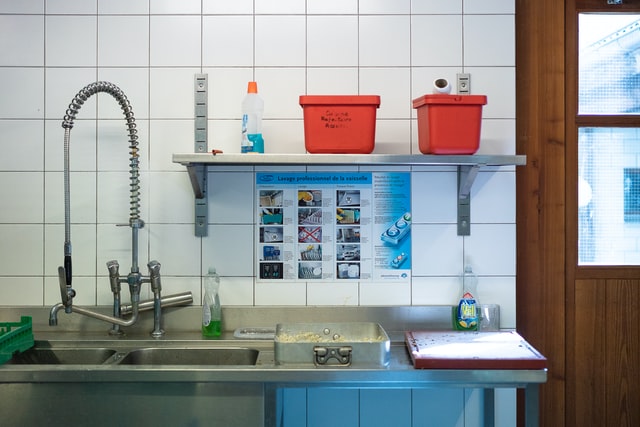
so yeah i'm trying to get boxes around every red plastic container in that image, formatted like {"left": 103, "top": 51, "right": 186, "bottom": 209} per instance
{"left": 412, "top": 94, "right": 487, "bottom": 154}
{"left": 299, "top": 95, "right": 381, "bottom": 154}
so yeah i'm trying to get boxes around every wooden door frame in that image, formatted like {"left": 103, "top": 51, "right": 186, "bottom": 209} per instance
{"left": 515, "top": 1, "right": 567, "bottom": 426}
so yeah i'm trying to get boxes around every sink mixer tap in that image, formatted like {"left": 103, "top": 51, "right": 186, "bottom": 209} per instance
{"left": 48, "top": 81, "right": 188, "bottom": 337}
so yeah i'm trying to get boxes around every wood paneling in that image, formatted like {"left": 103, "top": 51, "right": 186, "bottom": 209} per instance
{"left": 573, "top": 280, "right": 640, "bottom": 426}
{"left": 515, "top": 0, "right": 567, "bottom": 425}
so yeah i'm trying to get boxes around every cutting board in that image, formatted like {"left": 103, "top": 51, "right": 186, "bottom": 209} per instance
{"left": 405, "top": 331, "right": 547, "bottom": 370}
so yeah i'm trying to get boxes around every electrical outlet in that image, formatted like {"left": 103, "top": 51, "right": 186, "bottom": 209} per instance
{"left": 457, "top": 73, "right": 470, "bottom": 94}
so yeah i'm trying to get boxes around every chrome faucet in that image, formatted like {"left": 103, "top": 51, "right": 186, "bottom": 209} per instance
{"left": 48, "top": 81, "right": 190, "bottom": 337}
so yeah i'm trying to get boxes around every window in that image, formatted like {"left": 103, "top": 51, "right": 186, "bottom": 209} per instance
{"left": 578, "top": 13, "right": 640, "bottom": 265}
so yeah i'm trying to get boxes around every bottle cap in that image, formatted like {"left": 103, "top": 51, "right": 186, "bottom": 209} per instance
{"left": 247, "top": 81, "right": 258, "bottom": 94}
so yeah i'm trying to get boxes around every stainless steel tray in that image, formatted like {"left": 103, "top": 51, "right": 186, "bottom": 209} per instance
{"left": 274, "top": 322, "right": 390, "bottom": 367}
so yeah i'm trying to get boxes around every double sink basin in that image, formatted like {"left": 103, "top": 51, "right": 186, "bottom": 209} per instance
{"left": 6, "top": 340, "right": 263, "bottom": 366}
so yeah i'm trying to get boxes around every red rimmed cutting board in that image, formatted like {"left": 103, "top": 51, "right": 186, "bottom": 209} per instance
{"left": 405, "top": 331, "right": 547, "bottom": 370}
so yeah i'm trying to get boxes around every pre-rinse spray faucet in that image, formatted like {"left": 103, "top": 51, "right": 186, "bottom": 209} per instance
{"left": 49, "top": 81, "right": 191, "bottom": 337}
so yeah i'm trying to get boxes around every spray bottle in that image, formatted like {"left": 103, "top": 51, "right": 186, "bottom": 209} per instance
{"left": 241, "top": 81, "right": 264, "bottom": 153}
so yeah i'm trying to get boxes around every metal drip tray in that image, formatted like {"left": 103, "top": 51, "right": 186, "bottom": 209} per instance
{"left": 274, "top": 322, "right": 390, "bottom": 367}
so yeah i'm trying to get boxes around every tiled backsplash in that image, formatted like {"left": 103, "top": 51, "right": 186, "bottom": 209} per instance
{"left": 0, "top": 1, "right": 516, "bottom": 327}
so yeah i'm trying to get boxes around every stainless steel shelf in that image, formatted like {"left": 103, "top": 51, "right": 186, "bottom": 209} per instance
{"left": 172, "top": 153, "right": 526, "bottom": 167}
{"left": 172, "top": 153, "right": 527, "bottom": 236}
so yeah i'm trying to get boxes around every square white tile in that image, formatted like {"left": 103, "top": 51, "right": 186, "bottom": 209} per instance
{"left": 359, "top": 16, "right": 410, "bottom": 67}
{"left": 411, "top": 171, "right": 457, "bottom": 223}
{"left": 47, "top": 223, "right": 97, "bottom": 276}
{"left": 0, "top": 227, "right": 38, "bottom": 276}
{"left": 207, "top": 171, "right": 255, "bottom": 224}
{"left": 255, "top": 282, "right": 306, "bottom": 305}
{"left": 0, "top": 278, "right": 43, "bottom": 305}
{"left": 477, "top": 276, "right": 516, "bottom": 329}
{"left": 464, "top": 224, "right": 516, "bottom": 275}
{"left": 98, "top": 0, "right": 149, "bottom": 14}
{"left": 46, "top": 0, "right": 96, "bottom": 14}
{"left": 149, "top": 0, "right": 201, "bottom": 14}
{"left": 203, "top": 0, "right": 253, "bottom": 14}
{"left": 360, "top": 282, "right": 411, "bottom": 306}
{"left": 255, "top": 0, "right": 305, "bottom": 14}
{"left": 0, "top": 15, "right": 44, "bottom": 66}
{"left": 307, "top": 282, "right": 359, "bottom": 306}
{"left": 96, "top": 118, "right": 149, "bottom": 172}
{"left": 411, "top": 15, "right": 463, "bottom": 67}
{"left": 98, "top": 16, "right": 149, "bottom": 67}
{"left": 255, "top": 16, "right": 306, "bottom": 67}
{"left": 202, "top": 16, "right": 254, "bottom": 67}
{"left": 476, "top": 118, "right": 515, "bottom": 156}
{"left": 150, "top": 16, "right": 201, "bottom": 67}
{"left": 411, "top": 0, "right": 462, "bottom": 14}
{"left": 411, "top": 224, "right": 463, "bottom": 275}
{"left": 0, "top": 0, "right": 43, "bottom": 13}
{"left": 0, "top": 172, "right": 43, "bottom": 223}
{"left": 0, "top": 68, "right": 44, "bottom": 119}
{"left": 307, "top": 0, "right": 357, "bottom": 14}
{"left": 149, "top": 67, "right": 201, "bottom": 119}
{"left": 359, "top": 0, "right": 410, "bottom": 14}
{"left": 464, "top": 0, "right": 515, "bottom": 14}
{"left": 0, "top": 120, "right": 44, "bottom": 171}
{"left": 306, "top": 68, "right": 359, "bottom": 95}
{"left": 218, "top": 276, "right": 255, "bottom": 306}
{"left": 203, "top": 224, "right": 255, "bottom": 276}
{"left": 471, "top": 171, "right": 516, "bottom": 223}
{"left": 307, "top": 16, "right": 358, "bottom": 67}
{"left": 45, "top": 16, "right": 96, "bottom": 67}
{"left": 411, "top": 276, "right": 461, "bottom": 306}
{"left": 463, "top": 15, "right": 514, "bottom": 67}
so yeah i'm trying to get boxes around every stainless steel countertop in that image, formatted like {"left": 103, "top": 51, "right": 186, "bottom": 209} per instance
{"left": 0, "top": 305, "right": 546, "bottom": 388}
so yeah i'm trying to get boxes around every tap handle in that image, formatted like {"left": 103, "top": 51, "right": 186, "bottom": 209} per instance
{"left": 106, "top": 260, "right": 121, "bottom": 293}
{"left": 64, "top": 255, "right": 72, "bottom": 288}
{"left": 147, "top": 260, "right": 162, "bottom": 292}
{"left": 57, "top": 266, "right": 75, "bottom": 307}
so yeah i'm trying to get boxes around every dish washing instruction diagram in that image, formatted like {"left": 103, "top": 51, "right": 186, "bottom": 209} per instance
{"left": 256, "top": 172, "right": 411, "bottom": 282}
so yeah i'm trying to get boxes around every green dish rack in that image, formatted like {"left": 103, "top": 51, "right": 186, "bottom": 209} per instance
{"left": 0, "top": 316, "right": 35, "bottom": 365}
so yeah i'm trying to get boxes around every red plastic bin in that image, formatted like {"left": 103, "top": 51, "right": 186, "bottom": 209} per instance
{"left": 413, "top": 94, "right": 487, "bottom": 154}
{"left": 299, "top": 95, "right": 381, "bottom": 154}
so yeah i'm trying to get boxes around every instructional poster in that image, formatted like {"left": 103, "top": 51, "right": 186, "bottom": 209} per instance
{"left": 256, "top": 172, "right": 411, "bottom": 283}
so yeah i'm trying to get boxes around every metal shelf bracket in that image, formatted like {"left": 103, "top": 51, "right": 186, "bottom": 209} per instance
{"left": 457, "top": 165, "right": 480, "bottom": 236}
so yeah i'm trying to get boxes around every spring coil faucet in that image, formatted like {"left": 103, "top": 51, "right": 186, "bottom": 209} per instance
{"left": 50, "top": 81, "right": 177, "bottom": 337}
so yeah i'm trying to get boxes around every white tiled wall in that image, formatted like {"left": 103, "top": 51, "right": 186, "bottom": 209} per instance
{"left": 0, "top": 0, "right": 516, "bottom": 327}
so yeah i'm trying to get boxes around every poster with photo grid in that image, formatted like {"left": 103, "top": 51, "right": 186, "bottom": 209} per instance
{"left": 256, "top": 172, "right": 410, "bottom": 283}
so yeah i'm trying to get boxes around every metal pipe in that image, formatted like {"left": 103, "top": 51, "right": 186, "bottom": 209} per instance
{"left": 120, "top": 292, "right": 193, "bottom": 315}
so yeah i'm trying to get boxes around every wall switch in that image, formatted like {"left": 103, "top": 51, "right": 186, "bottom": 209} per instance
{"left": 457, "top": 73, "right": 470, "bottom": 94}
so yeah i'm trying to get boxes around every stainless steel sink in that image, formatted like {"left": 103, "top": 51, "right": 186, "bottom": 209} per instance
{"left": 7, "top": 347, "right": 117, "bottom": 365}
{"left": 117, "top": 347, "right": 259, "bottom": 365}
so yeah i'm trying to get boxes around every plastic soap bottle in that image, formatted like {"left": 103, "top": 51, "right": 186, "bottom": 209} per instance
{"left": 241, "top": 81, "right": 265, "bottom": 153}
{"left": 455, "top": 265, "right": 479, "bottom": 331}
{"left": 202, "top": 267, "right": 222, "bottom": 337}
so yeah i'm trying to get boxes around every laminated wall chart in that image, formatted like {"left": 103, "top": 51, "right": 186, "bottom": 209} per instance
{"left": 256, "top": 172, "right": 411, "bottom": 282}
